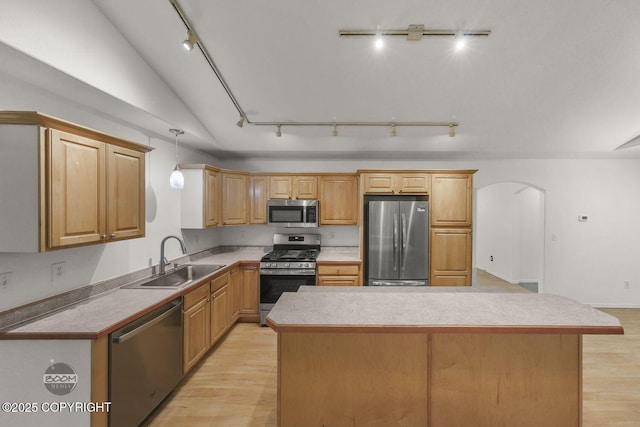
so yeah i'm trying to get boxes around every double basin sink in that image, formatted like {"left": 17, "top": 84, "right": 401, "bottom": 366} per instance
{"left": 123, "top": 264, "right": 225, "bottom": 289}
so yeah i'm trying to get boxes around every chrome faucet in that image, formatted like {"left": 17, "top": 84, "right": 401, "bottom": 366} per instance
{"left": 159, "top": 235, "right": 187, "bottom": 275}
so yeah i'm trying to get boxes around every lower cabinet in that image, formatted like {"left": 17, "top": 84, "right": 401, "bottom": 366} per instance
{"left": 240, "top": 263, "right": 260, "bottom": 321}
{"left": 430, "top": 228, "right": 472, "bottom": 286}
{"left": 229, "top": 266, "right": 241, "bottom": 323}
{"left": 182, "top": 284, "right": 211, "bottom": 374}
{"left": 210, "top": 272, "right": 230, "bottom": 345}
{"left": 317, "top": 263, "right": 361, "bottom": 286}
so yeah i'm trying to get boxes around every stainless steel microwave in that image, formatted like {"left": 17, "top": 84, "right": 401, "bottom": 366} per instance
{"left": 267, "top": 200, "right": 319, "bottom": 228}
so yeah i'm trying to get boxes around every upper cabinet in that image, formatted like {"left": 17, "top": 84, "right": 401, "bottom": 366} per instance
{"left": 249, "top": 176, "right": 268, "bottom": 224}
{"left": 319, "top": 175, "right": 359, "bottom": 225}
{"left": 360, "top": 171, "right": 430, "bottom": 194}
{"left": 269, "top": 175, "right": 318, "bottom": 200}
{"left": 181, "top": 165, "right": 221, "bottom": 229}
{"left": 430, "top": 173, "right": 473, "bottom": 227}
{"left": 221, "top": 171, "right": 249, "bottom": 225}
{"left": 0, "top": 111, "right": 152, "bottom": 252}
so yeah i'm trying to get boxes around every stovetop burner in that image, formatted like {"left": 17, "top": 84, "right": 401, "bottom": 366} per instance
{"left": 260, "top": 233, "right": 321, "bottom": 269}
{"left": 261, "top": 249, "right": 319, "bottom": 262}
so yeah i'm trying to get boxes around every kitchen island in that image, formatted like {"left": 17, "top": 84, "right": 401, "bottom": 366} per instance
{"left": 266, "top": 289, "right": 623, "bottom": 427}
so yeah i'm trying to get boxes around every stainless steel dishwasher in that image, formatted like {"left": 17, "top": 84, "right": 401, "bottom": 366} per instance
{"left": 109, "top": 298, "right": 183, "bottom": 427}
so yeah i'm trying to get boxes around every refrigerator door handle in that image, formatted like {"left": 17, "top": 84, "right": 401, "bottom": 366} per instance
{"left": 393, "top": 213, "right": 398, "bottom": 271}
{"left": 401, "top": 213, "right": 407, "bottom": 271}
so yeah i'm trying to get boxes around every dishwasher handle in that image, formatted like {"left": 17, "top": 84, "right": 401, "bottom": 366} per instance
{"left": 112, "top": 299, "right": 182, "bottom": 344}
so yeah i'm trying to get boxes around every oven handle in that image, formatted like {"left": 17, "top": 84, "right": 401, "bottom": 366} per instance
{"left": 259, "top": 269, "right": 316, "bottom": 276}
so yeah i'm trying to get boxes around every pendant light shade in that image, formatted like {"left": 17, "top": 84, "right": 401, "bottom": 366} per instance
{"left": 169, "top": 129, "right": 184, "bottom": 189}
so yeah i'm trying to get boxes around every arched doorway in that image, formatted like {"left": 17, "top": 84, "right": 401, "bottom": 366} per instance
{"left": 476, "top": 182, "right": 545, "bottom": 293}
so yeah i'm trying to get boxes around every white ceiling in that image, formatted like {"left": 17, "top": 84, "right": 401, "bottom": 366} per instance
{"left": 9, "top": 0, "right": 640, "bottom": 159}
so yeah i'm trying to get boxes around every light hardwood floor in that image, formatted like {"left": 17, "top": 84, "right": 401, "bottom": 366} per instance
{"left": 142, "top": 280, "right": 640, "bottom": 426}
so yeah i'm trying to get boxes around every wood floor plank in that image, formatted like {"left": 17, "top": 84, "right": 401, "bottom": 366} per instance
{"left": 142, "top": 293, "right": 640, "bottom": 426}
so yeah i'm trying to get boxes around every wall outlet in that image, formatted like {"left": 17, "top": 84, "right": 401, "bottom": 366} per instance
{"left": 51, "top": 262, "right": 66, "bottom": 283}
{"left": 490, "top": 255, "right": 494, "bottom": 261}
{"left": 0, "top": 272, "right": 11, "bottom": 290}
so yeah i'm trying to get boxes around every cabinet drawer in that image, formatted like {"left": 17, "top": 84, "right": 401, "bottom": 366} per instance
{"left": 183, "top": 283, "right": 210, "bottom": 310}
{"left": 317, "top": 264, "right": 359, "bottom": 276}
{"left": 317, "top": 276, "right": 359, "bottom": 286}
{"left": 211, "top": 271, "right": 230, "bottom": 292}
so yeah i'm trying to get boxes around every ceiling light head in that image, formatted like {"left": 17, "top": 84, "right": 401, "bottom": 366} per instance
{"left": 276, "top": 124, "right": 282, "bottom": 137}
{"left": 455, "top": 32, "right": 466, "bottom": 51}
{"left": 449, "top": 124, "right": 456, "bottom": 138}
{"left": 182, "top": 30, "right": 197, "bottom": 51}
{"left": 236, "top": 115, "right": 245, "bottom": 128}
{"left": 390, "top": 124, "right": 397, "bottom": 137}
{"left": 332, "top": 124, "right": 338, "bottom": 137}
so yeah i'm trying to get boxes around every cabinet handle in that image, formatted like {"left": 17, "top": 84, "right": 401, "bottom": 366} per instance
{"left": 110, "top": 233, "right": 116, "bottom": 239}
{"left": 101, "top": 234, "right": 107, "bottom": 240}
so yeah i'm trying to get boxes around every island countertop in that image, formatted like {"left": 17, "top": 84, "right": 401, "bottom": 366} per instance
{"left": 266, "top": 290, "right": 624, "bottom": 335}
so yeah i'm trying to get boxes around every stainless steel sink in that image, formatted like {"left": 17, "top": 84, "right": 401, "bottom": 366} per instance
{"left": 122, "top": 264, "right": 225, "bottom": 289}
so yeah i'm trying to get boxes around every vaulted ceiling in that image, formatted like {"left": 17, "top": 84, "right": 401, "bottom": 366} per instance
{"left": 4, "top": 1, "right": 640, "bottom": 159}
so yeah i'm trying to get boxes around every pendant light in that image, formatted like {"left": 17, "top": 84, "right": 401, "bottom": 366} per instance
{"left": 169, "top": 129, "right": 184, "bottom": 189}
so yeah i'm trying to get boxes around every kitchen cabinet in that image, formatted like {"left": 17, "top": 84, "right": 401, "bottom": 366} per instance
{"left": 181, "top": 165, "right": 221, "bottom": 228}
{"left": 240, "top": 263, "right": 260, "bottom": 321}
{"left": 229, "top": 266, "right": 241, "bottom": 323}
{"left": 182, "top": 284, "right": 211, "bottom": 373}
{"left": 430, "top": 228, "right": 472, "bottom": 286}
{"left": 0, "top": 111, "right": 151, "bottom": 252}
{"left": 210, "top": 272, "right": 231, "bottom": 344}
{"left": 222, "top": 171, "right": 249, "bottom": 225}
{"left": 360, "top": 171, "right": 430, "bottom": 194}
{"left": 269, "top": 175, "right": 318, "bottom": 199}
{"left": 319, "top": 175, "right": 359, "bottom": 225}
{"left": 430, "top": 173, "right": 472, "bottom": 227}
{"left": 249, "top": 175, "right": 269, "bottom": 224}
{"left": 317, "top": 262, "right": 361, "bottom": 286}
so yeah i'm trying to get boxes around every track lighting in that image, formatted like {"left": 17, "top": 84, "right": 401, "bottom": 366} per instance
{"left": 339, "top": 25, "right": 490, "bottom": 44}
{"left": 390, "top": 124, "right": 397, "bottom": 137}
{"left": 236, "top": 115, "right": 245, "bottom": 128}
{"left": 276, "top": 124, "right": 282, "bottom": 137}
{"left": 449, "top": 124, "right": 456, "bottom": 138}
{"left": 332, "top": 124, "right": 338, "bottom": 137}
{"left": 169, "top": 129, "right": 185, "bottom": 189}
{"left": 182, "top": 30, "right": 197, "bottom": 51}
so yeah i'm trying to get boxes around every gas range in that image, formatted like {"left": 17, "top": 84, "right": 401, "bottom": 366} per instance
{"left": 259, "top": 233, "right": 320, "bottom": 325}
{"left": 260, "top": 234, "right": 320, "bottom": 273}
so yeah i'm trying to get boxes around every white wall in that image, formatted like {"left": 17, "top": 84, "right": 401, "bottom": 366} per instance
{"left": 0, "top": 74, "right": 221, "bottom": 312}
{"left": 476, "top": 184, "right": 542, "bottom": 284}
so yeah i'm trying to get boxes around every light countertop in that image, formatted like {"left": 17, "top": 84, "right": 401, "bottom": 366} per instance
{"left": 267, "top": 289, "right": 624, "bottom": 335}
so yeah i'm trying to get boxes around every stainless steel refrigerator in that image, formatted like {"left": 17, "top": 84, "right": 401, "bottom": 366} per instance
{"left": 366, "top": 198, "right": 429, "bottom": 286}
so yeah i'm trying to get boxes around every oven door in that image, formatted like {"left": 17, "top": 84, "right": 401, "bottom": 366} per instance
{"left": 260, "top": 270, "right": 316, "bottom": 304}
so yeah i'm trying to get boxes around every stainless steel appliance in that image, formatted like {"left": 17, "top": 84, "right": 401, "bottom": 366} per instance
{"left": 267, "top": 199, "right": 319, "bottom": 227}
{"left": 260, "top": 233, "right": 320, "bottom": 325}
{"left": 364, "top": 196, "right": 429, "bottom": 286}
{"left": 109, "top": 298, "right": 183, "bottom": 427}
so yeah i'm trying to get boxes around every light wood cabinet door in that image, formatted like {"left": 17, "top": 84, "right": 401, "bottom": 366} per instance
{"left": 431, "top": 174, "right": 472, "bottom": 227}
{"left": 249, "top": 176, "right": 268, "bottom": 224}
{"left": 361, "top": 173, "right": 395, "bottom": 194}
{"left": 319, "top": 176, "right": 358, "bottom": 225}
{"left": 229, "top": 267, "right": 241, "bottom": 322}
{"left": 183, "top": 286, "right": 211, "bottom": 373}
{"left": 317, "top": 263, "right": 361, "bottom": 286}
{"left": 204, "top": 169, "right": 220, "bottom": 227}
{"left": 210, "top": 284, "right": 229, "bottom": 344}
{"left": 240, "top": 264, "right": 259, "bottom": 316}
{"left": 106, "top": 144, "right": 145, "bottom": 240}
{"left": 397, "top": 173, "right": 430, "bottom": 194}
{"left": 430, "top": 228, "right": 472, "bottom": 286}
{"left": 48, "top": 129, "right": 106, "bottom": 248}
{"left": 269, "top": 176, "right": 293, "bottom": 199}
{"left": 294, "top": 176, "right": 318, "bottom": 199}
{"left": 222, "top": 173, "right": 248, "bottom": 225}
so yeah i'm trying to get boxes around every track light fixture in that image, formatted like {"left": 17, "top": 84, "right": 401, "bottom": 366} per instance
{"left": 182, "top": 30, "right": 197, "bottom": 51}
{"left": 276, "top": 124, "right": 282, "bottom": 137}
{"left": 390, "top": 124, "right": 397, "bottom": 137}
{"left": 449, "top": 124, "right": 456, "bottom": 137}
{"left": 236, "top": 115, "right": 245, "bottom": 128}
{"left": 332, "top": 124, "right": 338, "bottom": 137}
{"left": 255, "top": 121, "right": 458, "bottom": 137}
{"left": 339, "top": 25, "right": 490, "bottom": 47}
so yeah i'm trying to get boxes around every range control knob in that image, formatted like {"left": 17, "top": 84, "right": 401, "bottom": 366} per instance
{"left": 270, "top": 263, "right": 277, "bottom": 268}
{"left": 284, "top": 263, "right": 290, "bottom": 268}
